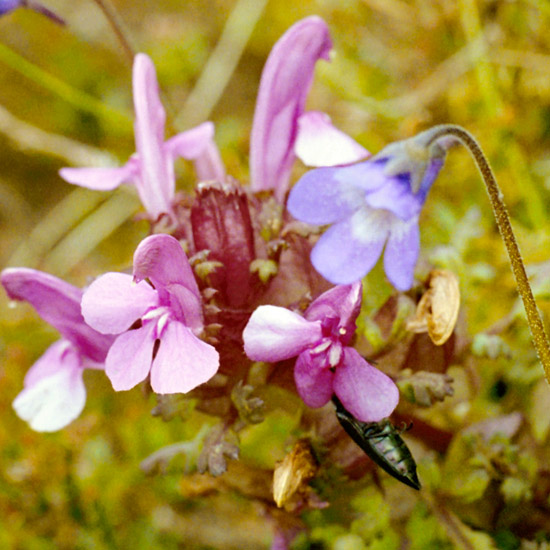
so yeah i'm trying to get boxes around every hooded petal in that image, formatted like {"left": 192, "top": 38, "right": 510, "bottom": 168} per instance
{"left": 333, "top": 347, "right": 399, "bottom": 422}
{"left": 13, "top": 345, "right": 86, "bottom": 432}
{"left": 164, "top": 121, "right": 226, "bottom": 182}
{"left": 250, "top": 16, "right": 333, "bottom": 200}
{"left": 150, "top": 321, "right": 219, "bottom": 394}
{"left": 310, "top": 209, "right": 389, "bottom": 284}
{"left": 295, "top": 111, "right": 369, "bottom": 167}
{"left": 132, "top": 234, "right": 200, "bottom": 298}
{"left": 1, "top": 268, "right": 113, "bottom": 363}
{"left": 383, "top": 217, "right": 420, "bottom": 291}
{"left": 132, "top": 53, "right": 173, "bottom": 218}
{"left": 243, "top": 305, "right": 323, "bottom": 362}
{"left": 59, "top": 159, "right": 139, "bottom": 191}
{"left": 305, "top": 282, "right": 362, "bottom": 333}
{"left": 81, "top": 272, "right": 158, "bottom": 334}
{"left": 294, "top": 351, "right": 334, "bottom": 408}
{"left": 105, "top": 323, "right": 156, "bottom": 391}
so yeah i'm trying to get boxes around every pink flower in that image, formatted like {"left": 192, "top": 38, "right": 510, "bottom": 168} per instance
{"left": 60, "top": 53, "right": 225, "bottom": 220}
{"left": 1, "top": 268, "right": 114, "bottom": 431}
{"left": 82, "top": 234, "right": 219, "bottom": 393}
{"left": 249, "top": 16, "right": 368, "bottom": 201}
{"left": 243, "top": 282, "right": 399, "bottom": 422}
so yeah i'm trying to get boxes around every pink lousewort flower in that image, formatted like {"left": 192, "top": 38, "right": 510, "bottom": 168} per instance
{"left": 1, "top": 268, "right": 114, "bottom": 431}
{"left": 60, "top": 53, "right": 225, "bottom": 220}
{"left": 82, "top": 234, "right": 219, "bottom": 394}
{"left": 243, "top": 282, "right": 399, "bottom": 422}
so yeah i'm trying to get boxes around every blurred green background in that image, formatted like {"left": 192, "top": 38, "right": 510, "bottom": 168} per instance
{"left": 2, "top": 0, "right": 550, "bottom": 548}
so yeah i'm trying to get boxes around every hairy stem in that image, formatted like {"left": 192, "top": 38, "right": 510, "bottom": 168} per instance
{"left": 427, "top": 124, "right": 550, "bottom": 384}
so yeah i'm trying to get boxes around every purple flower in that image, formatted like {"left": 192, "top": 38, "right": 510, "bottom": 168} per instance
{"left": 249, "top": 17, "right": 368, "bottom": 201}
{"left": 287, "top": 136, "right": 446, "bottom": 290}
{"left": 1, "top": 268, "right": 114, "bottom": 431}
{"left": 1, "top": 0, "right": 65, "bottom": 24}
{"left": 60, "top": 53, "right": 225, "bottom": 220}
{"left": 243, "top": 282, "right": 399, "bottom": 422}
{"left": 0, "top": 0, "right": 20, "bottom": 14}
{"left": 81, "top": 234, "right": 219, "bottom": 394}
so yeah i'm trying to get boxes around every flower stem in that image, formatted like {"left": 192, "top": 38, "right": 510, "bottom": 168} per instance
{"left": 426, "top": 124, "right": 550, "bottom": 384}
{"left": 92, "top": 0, "right": 136, "bottom": 66}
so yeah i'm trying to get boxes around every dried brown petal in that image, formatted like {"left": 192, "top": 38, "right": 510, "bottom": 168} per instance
{"left": 407, "top": 269, "right": 460, "bottom": 345}
{"left": 397, "top": 369, "right": 454, "bottom": 406}
{"left": 273, "top": 439, "right": 317, "bottom": 509}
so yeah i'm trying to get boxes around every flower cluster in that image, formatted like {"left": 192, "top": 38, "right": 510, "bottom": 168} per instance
{"left": 2, "top": 16, "right": 447, "bottom": 471}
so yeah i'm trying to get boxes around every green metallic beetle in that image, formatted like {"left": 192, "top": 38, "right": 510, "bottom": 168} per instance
{"left": 332, "top": 397, "right": 421, "bottom": 490}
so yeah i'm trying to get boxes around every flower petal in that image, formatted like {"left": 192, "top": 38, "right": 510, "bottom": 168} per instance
{"left": 132, "top": 53, "right": 173, "bottom": 218}
{"left": 81, "top": 272, "right": 158, "bottom": 334}
{"left": 59, "top": 161, "right": 138, "bottom": 191}
{"left": 305, "top": 282, "right": 362, "bottom": 333}
{"left": 133, "top": 234, "right": 200, "bottom": 298}
{"left": 243, "top": 305, "right": 322, "bottom": 362}
{"left": 287, "top": 166, "right": 362, "bottom": 225}
{"left": 365, "top": 175, "right": 421, "bottom": 220}
{"left": 294, "top": 351, "right": 334, "bottom": 408}
{"left": 13, "top": 348, "right": 86, "bottom": 432}
{"left": 310, "top": 209, "right": 388, "bottom": 284}
{"left": 166, "top": 283, "right": 203, "bottom": 333}
{"left": 250, "top": 16, "right": 332, "bottom": 200}
{"left": 23, "top": 340, "right": 77, "bottom": 387}
{"left": 295, "top": 111, "right": 369, "bottom": 167}
{"left": 105, "top": 323, "right": 156, "bottom": 391}
{"left": 383, "top": 217, "right": 420, "bottom": 291}
{"left": 1, "top": 267, "right": 113, "bottom": 362}
{"left": 150, "top": 321, "right": 219, "bottom": 394}
{"left": 164, "top": 121, "right": 226, "bottom": 182}
{"left": 333, "top": 348, "right": 399, "bottom": 422}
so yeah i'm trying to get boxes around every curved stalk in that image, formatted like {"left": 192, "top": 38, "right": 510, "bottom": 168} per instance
{"left": 92, "top": 0, "right": 136, "bottom": 66}
{"left": 426, "top": 124, "right": 550, "bottom": 384}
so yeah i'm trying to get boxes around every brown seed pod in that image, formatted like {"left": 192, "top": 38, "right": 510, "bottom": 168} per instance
{"left": 273, "top": 439, "right": 317, "bottom": 509}
{"left": 407, "top": 269, "right": 460, "bottom": 346}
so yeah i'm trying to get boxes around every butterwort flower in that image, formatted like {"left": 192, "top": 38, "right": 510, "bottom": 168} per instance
{"left": 1, "top": 0, "right": 64, "bottom": 23}
{"left": 250, "top": 16, "right": 368, "bottom": 201}
{"left": 243, "top": 282, "right": 399, "bottom": 422}
{"left": 287, "top": 131, "right": 447, "bottom": 290}
{"left": 82, "top": 234, "right": 219, "bottom": 394}
{"left": 60, "top": 53, "right": 225, "bottom": 221}
{"left": 1, "top": 268, "right": 114, "bottom": 431}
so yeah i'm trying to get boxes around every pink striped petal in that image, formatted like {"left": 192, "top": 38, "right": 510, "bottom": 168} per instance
{"left": 1, "top": 267, "right": 113, "bottom": 362}
{"left": 295, "top": 111, "right": 369, "bottom": 167}
{"left": 13, "top": 346, "right": 86, "bottom": 432}
{"left": 333, "top": 348, "right": 399, "bottom": 422}
{"left": 150, "top": 321, "right": 219, "bottom": 394}
{"left": 294, "top": 351, "right": 334, "bottom": 408}
{"left": 105, "top": 323, "right": 156, "bottom": 391}
{"left": 59, "top": 160, "right": 138, "bottom": 191}
{"left": 243, "top": 305, "right": 322, "bottom": 362}
{"left": 165, "top": 121, "right": 226, "bottom": 182}
{"left": 81, "top": 272, "right": 158, "bottom": 334}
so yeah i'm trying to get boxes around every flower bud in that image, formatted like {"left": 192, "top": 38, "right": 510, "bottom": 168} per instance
{"left": 273, "top": 439, "right": 317, "bottom": 510}
{"left": 407, "top": 269, "right": 460, "bottom": 345}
